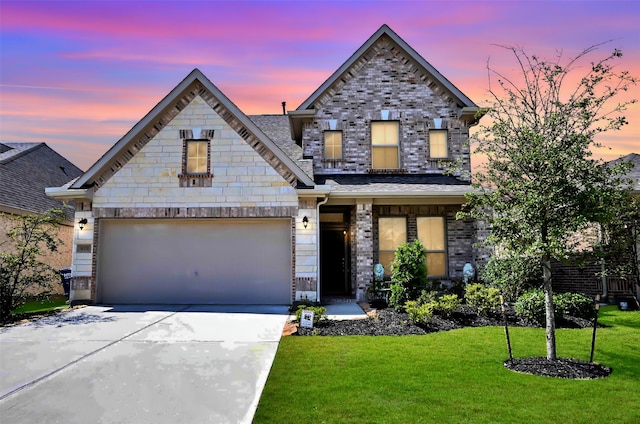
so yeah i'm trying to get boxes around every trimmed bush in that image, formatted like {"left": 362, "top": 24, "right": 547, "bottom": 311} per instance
{"left": 465, "top": 283, "right": 501, "bottom": 315}
{"left": 389, "top": 240, "right": 428, "bottom": 309}
{"left": 405, "top": 293, "right": 462, "bottom": 324}
{"left": 433, "top": 294, "right": 462, "bottom": 317}
{"left": 514, "top": 290, "right": 596, "bottom": 325}
{"left": 555, "top": 292, "right": 596, "bottom": 320}
{"left": 388, "top": 283, "right": 407, "bottom": 310}
{"left": 405, "top": 300, "right": 435, "bottom": 325}
{"left": 295, "top": 304, "right": 327, "bottom": 324}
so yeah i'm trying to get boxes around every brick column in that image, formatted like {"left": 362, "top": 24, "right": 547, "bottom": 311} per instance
{"left": 355, "top": 201, "right": 373, "bottom": 301}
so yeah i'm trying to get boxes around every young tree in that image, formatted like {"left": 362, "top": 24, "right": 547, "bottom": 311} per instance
{"left": 460, "top": 44, "right": 637, "bottom": 360}
{"left": 0, "top": 209, "right": 65, "bottom": 322}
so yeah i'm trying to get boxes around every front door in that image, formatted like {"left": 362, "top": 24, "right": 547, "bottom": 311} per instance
{"left": 320, "top": 227, "right": 349, "bottom": 295}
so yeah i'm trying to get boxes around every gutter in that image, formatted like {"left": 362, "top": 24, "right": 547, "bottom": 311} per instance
{"left": 45, "top": 186, "right": 93, "bottom": 201}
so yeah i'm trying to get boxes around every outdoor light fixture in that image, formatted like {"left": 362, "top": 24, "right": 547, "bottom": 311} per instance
{"left": 78, "top": 218, "right": 88, "bottom": 230}
{"left": 302, "top": 216, "right": 309, "bottom": 229}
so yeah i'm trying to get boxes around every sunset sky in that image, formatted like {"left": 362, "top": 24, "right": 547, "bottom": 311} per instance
{"left": 1, "top": 0, "right": 638, "bottom": 172}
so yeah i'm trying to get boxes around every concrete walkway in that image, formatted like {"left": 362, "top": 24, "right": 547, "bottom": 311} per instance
{"left": 0, "top": 305, "right": 289, "bottom": 424}
{"left": 324, "top": 302, "right": 368, "bottom": 320}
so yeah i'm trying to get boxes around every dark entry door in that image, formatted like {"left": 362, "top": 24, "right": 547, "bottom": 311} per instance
{"left": 320, "top": 228, "right": 349, "bottom": 295}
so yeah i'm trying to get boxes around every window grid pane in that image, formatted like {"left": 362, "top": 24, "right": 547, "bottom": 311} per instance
{"left": 372, "top": 146, "right": 399, "bottom": 168}
{"left": 417, "top": 217, "right": 446, "bottom": 276}
{"left": 372, "top": 121, "right": 399, "bottom": 145}
{"left": 426, "top": 253, "right": 447, "bottom": 276}
{"left": 379, "top": 217, "right": 407, "bottom": 251}
{"left": 324, "top": 131, "right": 342, "bottom": 159}
{"left": 379, "top": 217, "right": 407, "bottom": 275}
{"left": 429, "top": 130, "right": 448, "bottom": 158}
{"left": 186, "top": 141, "right": 208, "bottom": 174}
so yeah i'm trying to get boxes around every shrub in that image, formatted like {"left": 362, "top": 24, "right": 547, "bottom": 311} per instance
{"left": 405, "top": 292, "right": 461, "bottom": 324}
{"left": 405, "top": 300, "right": 434, "bottom": 325}
{"left": 388, "top": 283, "right": 407, "bottom": 310}
{"left": 514, "top": 290, "right": 596, "bottom": 325}
{"left": 390, "top": 240, "right": 428, "bottom": 306}
{"left": 295, "top": 304, "right": 327, "bottom": 325}
{"left": 555, "top": 292, "right": 596, "bottom": 320}
{"left": 513, "top": 289, "right": 563, "bottom": 326}
{"left": 481, "top": 255, "right": 541, "bottom": 302}
{"left": 465, "top": 283, "right": 501, "bottom": 315}
{"left": 433, "top": 294, "right": 462, "bottom": 317}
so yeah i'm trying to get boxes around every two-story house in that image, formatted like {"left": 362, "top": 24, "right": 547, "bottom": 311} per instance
{"left": 47, "top": 25, "right": 481, "bottom": 305}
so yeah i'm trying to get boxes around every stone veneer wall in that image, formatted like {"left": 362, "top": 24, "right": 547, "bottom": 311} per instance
{"left": 301, "top": 36, "right": 472, "bottom": 179}
{"left": 295, "top": 198, "right": 318, "bottom": 301}
{"left": 69, "top": 95, "right": 303, "bottom": 304}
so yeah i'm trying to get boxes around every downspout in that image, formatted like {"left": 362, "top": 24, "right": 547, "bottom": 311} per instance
{"left": 316, "top": 195, "right": 329, "bottom": 302}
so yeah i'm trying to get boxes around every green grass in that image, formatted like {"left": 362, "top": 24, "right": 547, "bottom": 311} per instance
{"left": 255, "top": 306, "right": 640, "bottom": 424}
{"left": 10, "top": 297, "right": 68, "bottom": 315}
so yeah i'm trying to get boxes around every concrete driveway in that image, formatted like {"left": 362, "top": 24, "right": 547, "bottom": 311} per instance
{"left": 0, "top": 304, "right": 289, "bottom": 423}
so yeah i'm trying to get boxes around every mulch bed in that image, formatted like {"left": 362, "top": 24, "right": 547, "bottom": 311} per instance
{"left": 504, "top": 357, "right": 611, "bottom": 379}
{"left": 291, "top": 305, "right": 609, "bottom": 380}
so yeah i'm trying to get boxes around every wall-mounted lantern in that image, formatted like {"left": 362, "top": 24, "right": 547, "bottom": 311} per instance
{"left": 78, "top": 218, "right": 88, "bottom": 231}
{"left": 302, "top": 216, "right": 309, "bottom": 229}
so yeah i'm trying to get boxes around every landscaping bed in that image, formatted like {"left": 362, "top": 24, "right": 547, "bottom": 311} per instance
{"left": 293, "top": 304, "right": 611, "bottom": 379}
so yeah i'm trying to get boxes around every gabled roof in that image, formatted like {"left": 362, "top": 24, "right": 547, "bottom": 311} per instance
{"left": 0, "top": 142, "right": 83, "bottom": 219}
{"left": 71, "top": 69, "right": 314, "bottom": 190}
{"left": 248, "top": 114, "right": 313, "bottom": 177}
{"left": 609, "top": 152, "right": 640, "bottom": 192}
{"left": 297, "top": 24, "right": 478, "bottom": 111}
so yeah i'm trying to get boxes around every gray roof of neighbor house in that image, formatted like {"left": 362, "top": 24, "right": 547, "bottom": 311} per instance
{"left": 0, "top": 142, "right": 83, "bottom": 219}
{"left": 610, "top": 153, "right": 640, "bottom": 192}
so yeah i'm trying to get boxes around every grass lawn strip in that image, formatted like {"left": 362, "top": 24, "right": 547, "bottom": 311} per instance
{"left": 10, "top": 298, "right": 68, "bottom": 315}
{"left": 254, "top": 306, "right": 640, "bottom": 424}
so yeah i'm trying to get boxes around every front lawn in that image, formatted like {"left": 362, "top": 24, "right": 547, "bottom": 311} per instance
{"left": 10, "top": 297, "right": 68, "bottom": 315}
{"left": 254, "top": 306, "right": 640, "bottom": 423}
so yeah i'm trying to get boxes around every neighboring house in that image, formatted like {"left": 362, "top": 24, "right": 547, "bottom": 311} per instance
{"left": 0, "top": 142, "right": 83, "bottom": 293}
{"left": 553, "top": 153, "right": 640, "bottom": 302}
{"left": 47, "top": 25, "right": 482, "bottom": 305}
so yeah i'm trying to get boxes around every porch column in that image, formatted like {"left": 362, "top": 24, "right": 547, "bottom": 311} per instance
{"left": 355, "top": 200, "right": 373, "bottom": 301}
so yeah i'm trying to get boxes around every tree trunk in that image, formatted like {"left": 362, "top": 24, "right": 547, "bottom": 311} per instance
{"left": 542, "top": 255, "right": 557, "bottom": 360}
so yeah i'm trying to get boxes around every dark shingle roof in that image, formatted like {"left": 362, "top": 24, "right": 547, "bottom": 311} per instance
{"left": 315, "top": 174, "right": 471, "bottom": 195}
{"left": 248, "top": 114, "right": 313, "bottom": 178}
{"left": 609, "top": 153, "right": 640, "bottom": 192}
{"left": 0, "top": 143, "right": 83, "bottom": 219}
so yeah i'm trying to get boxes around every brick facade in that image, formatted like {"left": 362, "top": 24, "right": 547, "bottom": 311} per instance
{"left": 302, "top": 36, "right": 471, "bottom": 180}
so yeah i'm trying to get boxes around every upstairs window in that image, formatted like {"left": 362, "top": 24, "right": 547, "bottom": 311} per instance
{"left": 178, "top": 129, "right": 214, "bottom": 187}
{"left": 429, "top": 129, "right": 448, "bottom": 158}
{"left": 324, "top": 131, "right": 343, "bottom": 159}
{"left": 371, "top": 121, "right": 399, "bottom": 169}
{"left": 186, "top": 140, "right": 209, "bottom": 174}
{"left": 417, "top": 217, "right": 447, "bottom": 277}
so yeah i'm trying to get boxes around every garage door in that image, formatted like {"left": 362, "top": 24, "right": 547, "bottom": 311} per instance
{"left": 96, "top": 219, "right": 292, "bottom": 304}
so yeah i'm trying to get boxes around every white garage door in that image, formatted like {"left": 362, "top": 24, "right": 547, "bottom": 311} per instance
{"left": 96, "top": 219, "right": 292, "bottom": 304}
